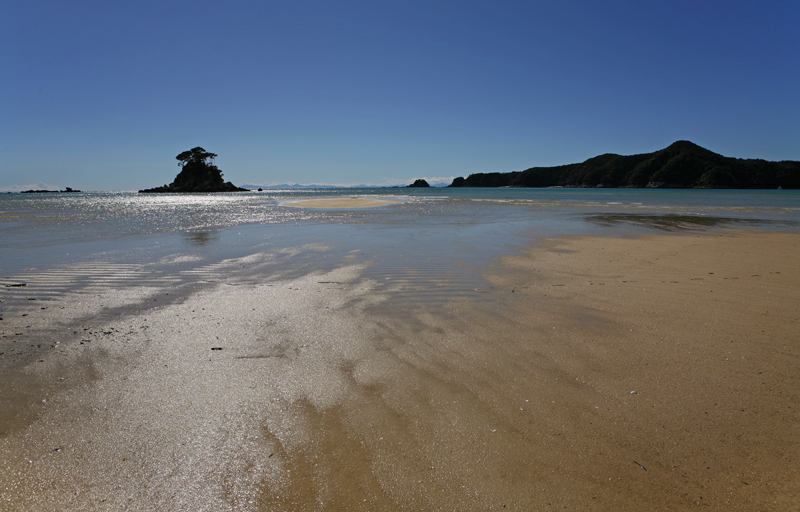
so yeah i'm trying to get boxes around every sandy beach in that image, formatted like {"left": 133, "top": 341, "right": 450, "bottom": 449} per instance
{"left": 1, "top": 229, "right": 798, "bottom": 510}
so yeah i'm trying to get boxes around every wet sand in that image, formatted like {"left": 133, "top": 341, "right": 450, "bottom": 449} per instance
{"left": 1, "top": 230, "right": 798, "bottom": 510}
{"left": 283, "top": 198, "right": 399, "bottom": 208}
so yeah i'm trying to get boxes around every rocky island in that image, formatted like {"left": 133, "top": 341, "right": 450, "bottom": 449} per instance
{"left": 407, "top": 179, "right": 430, "bottom": 187}
{"left": 449, "top": 141, "right": 800, "bottom": 189}
{"left": 21, "top": 187, "right": 81, "bottom": 193}
{"left": 139, "top": 147, "right": 248, "bottom": 193}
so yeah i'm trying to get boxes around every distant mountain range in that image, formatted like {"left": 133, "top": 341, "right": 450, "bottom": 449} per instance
{"left": 449, "top": 141, "right": 800, "bottom": 189}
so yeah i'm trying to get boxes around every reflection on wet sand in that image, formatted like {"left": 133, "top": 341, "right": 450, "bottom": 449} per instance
{"left": 1, "top": 231, "right": 799, "bottom": 511}
{"left": 184, "top": 230, "right": 220, "bottom": 246}
{"left": 586, "top": 212, "right": 796, "bottom": 231}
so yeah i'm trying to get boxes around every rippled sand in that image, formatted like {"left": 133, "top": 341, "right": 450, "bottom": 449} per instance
{"left": 1, "top": 231, "right": 798, "bottom": 510}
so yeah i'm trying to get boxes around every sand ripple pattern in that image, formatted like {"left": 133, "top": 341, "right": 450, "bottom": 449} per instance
{"left": 364, "top": 264, "right": 489, "bottom": 310}
{"left": 1, "top": 264, "right": 183, "bottom": 310}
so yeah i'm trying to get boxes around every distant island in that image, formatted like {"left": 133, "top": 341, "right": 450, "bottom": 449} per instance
{"left": 449, "top": 141, "right": 800, "bottom": 189}
{"left": 407, "top": 179, "right": 430, "bottom": 188}
{"left": 21, "top": 187, "right": 81, "bottom": 194}
{"left": 139, "top": 147, "right": 248, "bottom": 193}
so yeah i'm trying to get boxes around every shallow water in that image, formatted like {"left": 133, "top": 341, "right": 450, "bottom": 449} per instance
{"left": 1, "top": 188, "right": 798, "bottom": 312}
{"left": 2, "top": 188, "right": 798, "bottom": 275}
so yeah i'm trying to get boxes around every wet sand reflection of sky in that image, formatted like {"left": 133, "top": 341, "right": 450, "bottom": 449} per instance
{"left": 585, "top": 213, "right": 797, "bottom": 232}
{"left": 184, "top": 231, "right": 220, "bottom": 246}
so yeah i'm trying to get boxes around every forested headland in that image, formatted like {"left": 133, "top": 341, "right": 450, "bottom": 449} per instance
{"left": 449, "top": 141, "right": 800, "bottom": 189}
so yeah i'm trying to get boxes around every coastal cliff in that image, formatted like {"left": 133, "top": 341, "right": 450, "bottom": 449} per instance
{"left": 139, "top": 147, "right": 248, "bottom": 193}
{"left": 449, "top": 141, "right": 800, "bottom": 189}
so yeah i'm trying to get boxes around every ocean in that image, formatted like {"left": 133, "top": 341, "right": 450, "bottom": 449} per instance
{"left": 1, "top": 188, "right": 798, "bottom": 307}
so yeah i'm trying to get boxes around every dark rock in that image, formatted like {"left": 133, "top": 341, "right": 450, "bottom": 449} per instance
{"left": 139, "top": 147, "right": 248, "bottom": 193}
{"left": 21, "top": 188, "right": 81, "bottom": 194}
{"left": 408, "top": 179, "right": 430, "bottom": 188}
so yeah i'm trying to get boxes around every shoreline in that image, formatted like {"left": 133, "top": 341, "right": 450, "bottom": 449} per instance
{"left": 1, "top": 228, "right": 798, "bottom": 510}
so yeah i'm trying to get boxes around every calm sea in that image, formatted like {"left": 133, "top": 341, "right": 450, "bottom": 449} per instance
{"left": 1, "top": 188, "right": 798, "bottom": 303}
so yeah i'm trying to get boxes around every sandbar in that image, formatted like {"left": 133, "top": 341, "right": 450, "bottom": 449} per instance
{"left": 283, "top": 197, "right": 399, "bottom": 208}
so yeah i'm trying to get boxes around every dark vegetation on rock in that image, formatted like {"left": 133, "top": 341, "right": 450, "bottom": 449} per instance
{"left": 139, "top": 147, "right": 248, "bottom": 193}
{"left": 408, "top": 179, "right": 430, "bottom": 188}
{"left": 448, "top": 141, "right": 800, "bottom": 189}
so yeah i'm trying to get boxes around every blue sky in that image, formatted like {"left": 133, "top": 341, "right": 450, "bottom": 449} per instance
{"left": 2, "top": 0, "right": 798, "bottom": 190}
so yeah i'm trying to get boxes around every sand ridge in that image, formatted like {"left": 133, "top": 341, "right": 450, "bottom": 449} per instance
{"left": 282, "top": 197, "right": 400, "bottom": 208}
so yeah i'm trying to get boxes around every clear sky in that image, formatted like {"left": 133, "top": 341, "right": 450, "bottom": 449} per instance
{"left": 2, "top": 0, "right": 798, "bottom": 190}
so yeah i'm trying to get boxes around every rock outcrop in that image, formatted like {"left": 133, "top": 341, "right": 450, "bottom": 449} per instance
{"left": 139, "top": 147, "right": 248, "bottom": 193}
{"left": 21, "top": 187, "right": 81, "bottom": 193}
{"left": 407, "top": 179, "right": 430, "bottom": 188}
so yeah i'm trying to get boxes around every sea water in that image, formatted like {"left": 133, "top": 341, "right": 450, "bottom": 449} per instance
{"left": 1, "top": 188, "right": 798, "bottom": 304}
{"left": 2, "top": 188, "right": 798, "bottom": 271}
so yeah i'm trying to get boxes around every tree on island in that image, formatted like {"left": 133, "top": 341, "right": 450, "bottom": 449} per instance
{"left": 139, "top": 147, "right": 248, "bottom": 193}
{"left": 176, "top": 147, "right": 217, "bottom": 168}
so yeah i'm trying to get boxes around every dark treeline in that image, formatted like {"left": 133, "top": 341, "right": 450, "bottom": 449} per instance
{"left": 449, "top": 141, "right": 800, "bottom": 189}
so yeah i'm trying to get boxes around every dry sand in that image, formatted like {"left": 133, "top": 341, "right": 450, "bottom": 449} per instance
{"left": 283, "top": 198, "right": 399, "bottom": 208}
{"left": 1, "top": 230, "right": 798, "bottom": 510}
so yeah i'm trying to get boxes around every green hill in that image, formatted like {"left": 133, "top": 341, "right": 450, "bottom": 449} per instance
{"left": 450, "top": 141, "right": 800, "bottom": 189}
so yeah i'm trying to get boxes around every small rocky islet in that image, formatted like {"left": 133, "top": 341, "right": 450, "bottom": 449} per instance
{"left": 407, "top": 179, "right": 430, "bottom": 188}
{"left": 21, "top": 187, "right": 81, "bottom": 194}
{"left": 139, "top": 147, "right": 247, "bottom": 193}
